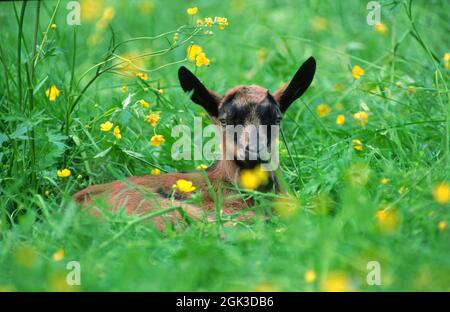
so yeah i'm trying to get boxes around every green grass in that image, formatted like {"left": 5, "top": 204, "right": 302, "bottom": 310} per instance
{"left": 0, "top": 0, "right": 449, "bottom": 291}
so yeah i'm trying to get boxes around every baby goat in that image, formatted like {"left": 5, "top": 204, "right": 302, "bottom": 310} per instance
{"left": 73, "top": 57, "right": 316, "bottom": 229}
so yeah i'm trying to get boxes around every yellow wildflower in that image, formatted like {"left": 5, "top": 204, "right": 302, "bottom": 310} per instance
{"left": 438, "top": 221, "right": 447, "bottom": 231}
{"left": 45, "top": 85, "right": 60, "bottom": 101}
{"left": 158, "top": 89, "right": 164, "bottom": 95}
{"left": 44, "top": 190, "right": 50, "bottom": 197}
{"left": 374, "top": 23, "right": 387, "bottom": 34}
{"left": 151, "top": 168, "right": 161, "bottom": 175}
{"left": 52, "top": 249, "right": 65, "bottom": 261}
{"left": 352, "top": 139, "right": 363, "bottom": 151}
{"left": 443, "top": 53, "right": 450, "bottom": 69}
{"left": 150, "top": 134, "right": 165, "bottom": 147}
{"left": 174, "top": 179, "right": 196, "bottom": 193}
{"left": 323, "top": 272, "right": 351, "bottom": 292}
{"left": 121, "top": 85, "right": 128, "bottom": 93}
{"left": 433, "top": 182, "right": 450, "bottom": 204}
{"left": 380, "top": 177, "right": 389, "bottom": 185}
{"left": 352, "top": 65, "right": 365, "bottom": 79}
{"left": 186, "top": 7, "right": 198, "bottom": 15}
{"left": 336, "top": 114, "right": 345, "bottom": 125}
{"left": 204, "top": 17, "right": 214, "bottom": 27}
{"left": 51, "top": 23, "right": 57, "bottom": 29}
{"left": 316, "top": 103, "right": 331, "bottom": 117}
{"left": 407, "top": 85, "right": 416, "bottom": 94}
{"left": 311, "top": 16, "right": 329, "bottom": 31}
{"left": 196, "top": 164, "right": 208, "bottom": 171}
{"left": 215, "top": 16, "right": 229, "bottom": 30}
{"left": 80, "top": 0, "right": 103, "bottom": 22}
{"left": 138, "top": 2, "right": 154, "bottom": 13}
{"left": 139, "top": 99, "right": 150, "bottom": 108}
{"left": 187, "top": 44, "right": 203, "bottom": 61}
{"left": 146, "top": 112, "right": 160, "bottom": 127}
{"left": 136, "top": 72, "right": 148, "bottom": 81}
{"left": 113, "top": 126, "right": 121, "bottom": 140}
{"left": 273, "top": 195, "right": 300, "bottom": 218}
{"left": 376, "top": 209, "right": 399, "bottom": 233}
{"left": 100, "top": 121, "right": 113, "bottom": 132}
{"left": 195, "top": 52, "right": 210, "bottom": 67}
{"left": 304, "top": 270, "right": 317, "bottom": 283}
{"left": 196, "top": 19, "right": 204, "bottom": 26}
{"left": 239, "top": 166, "right": 268, "bottom": 190}
{"left": 353, "top": 111, "right": 369, "bottom": 126}
{"left": 57, "top": 168, "right": 71, "bottom": 178}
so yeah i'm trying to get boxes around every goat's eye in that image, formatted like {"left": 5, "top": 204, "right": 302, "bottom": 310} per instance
{"left": 219, "top": 118, "right": 227, "bottom": 126}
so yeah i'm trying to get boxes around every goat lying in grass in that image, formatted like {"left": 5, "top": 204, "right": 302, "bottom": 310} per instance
{"left": 73, "top": 57, "right": 316, "bottom": 230}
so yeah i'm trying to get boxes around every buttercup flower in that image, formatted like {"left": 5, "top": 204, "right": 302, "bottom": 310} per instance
{"left": 174, "top": 179, "right": 196, "bottom": 193}
{"left": 444, "top": 53, "right": 450, "bottom": 69}
{"left": 316, "top": 104, "right": 331, "bottom": 117}
{"left": 304, "top": 270, "right": 317, "bottom": 283}
{"left": 139, "top": 99, "right": 150, "bottom": 108}
{"left": 433, "top": 182, "right": 450, "bottom": 204}
{"left": 196, "top": 164, "right": 208, "bottom": 171}
{"left": 100, "top": 121, "right": 113, "bottom": 132}
{"left": 352, "top": 139, "right": 363, "bottom": 151}
{"left": 151, "top": 168, "right": 161, "bottom": 175}
{"left": 57, "top": 168, "right": 71, "bottom": 178}
{"left": 352, "top": 65, "right": 365, "bottom": 79}
{"left": 150, "top": 134, "right": 165, "bottom": 147}
{"left": 215, "top": 16, "right": 229, "bottom": 30}
{"left": 353, "top": 111, "right": 369, "bottom": 126}
{"left": 240, "top": 166, "right": 268, "bottom": 190}
{"left": 204, "top": 17, "right": 214, "bottom": 27}
{"left": 195, "top": 52, "right": 210, "bottom": 67}
{"left": 380, "top": 177, "right": 389, "bottom": 185}
{"left": 186, "top": 7, "right": 198, "bottom": 15}
{"left": 52, "top": 249, "right": 65, "bottom": 261}
{"left": 187, "top": 44, "right": 203, "bottom": 61}
{"left": 196, "top": 19, "right": 204, "bottom": 26}
{"left": 45, "top": 85, "right": 60, "bottom": 101}
{"left": 322, "top": 272, "right": 351, "bottom": 292}
{"left": 146, "top": 112, "right": 160, "bottom": 127}
{"left": 438, "top": 221, "right": 447, "bottom": 231}
{"left": 374, "top": 23, "right": 387, "bottom": 34}
{"left": 121, "top": 85, "right": 128, "bottom": 93}
{"left": 336, "top": 114, "right": 345, "bottom": 125}
{"left": 136, "top": 72, "right": 148, "bottom": 81}
{"left": 376, "top": 209, "right": 399, "bottom": 233}
{"left": 51, "top": 23, "right": 57, "bottom": 29}
{"left": 113, "top": 126, "right": 121, "bottom": 140}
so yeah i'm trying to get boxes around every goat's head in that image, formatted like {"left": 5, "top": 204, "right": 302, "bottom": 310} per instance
{"left": 178, "top": 57, "right": 316, "bottom": 169}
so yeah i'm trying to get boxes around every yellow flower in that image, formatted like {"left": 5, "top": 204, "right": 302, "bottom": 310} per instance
{"left": 113, "top": 126, "right": 121, "bottom": 140}
{"left": 57, "top": 168, "right": 71, "bottom": 178}
{"left": 215, "top": 16, "right": 229, "bottom": 30}
{"left": 146, "top": 112, "right": 160, "bottom": 127}
{"left": 322, "top": 272, "right": 351, "bottom": 292}
{"left": 352, "top": 65, "right": 365, "bottom": 79}
{"left": 444, "top": 53, "right": 450, "bottom": 69}
{"left": 186, "top": 7, "right": 198, "bottom": 15}
{"left": 138, "top": 1, "right": 154, "bottom": 13}
{"left": 407, "top": 85, "right": 416, "bottom": 94}
{"left": 273, "top": 195, "right": 300, "bottom": 218}
{"left": 304, "top": 270, "right": 317, "bottom": 283}
{"left": 44, "top": 190, "right": 50, "bottom": 197}
{"left": 52, "top": 249, "right": 65, "bottom": 261}
{"left": 316, "top": 103, "right": 331, "bottom": 117}
{"left": 352, "top": 139, "right": 363, "bottom": 151}
{"left": 353, "top": 111, "right": 369, "bottom": 126}
{"left": 157, "top": 89, "right": 164, "bottom": 95}
{"left": 239, "top": 166, "right": 268, "bottom": 190}
{"left": 438, "top": 221, "right": 447, "bottom": 231}
{"left": 374, "top": 23, "right": 387, "bottom": 34}
{"left": 204, "top": 17, "right": 214, "bottom": 27}
{"left": 139, "top": 99, "right": 150, "bottom": 108}
{"left": 196, "top": 164, "right": 208, "bottom": 171}
{"left": 433, "top": 182, "right": 450, "bottom": 204}
{"left": 380, "top": 177, "right": 389, "bottom": 185}
{"left": 195, "top": 52, "right": 210, "bottom": 67}
{"left": 100, "top": 121, "right": 113, "bottom": 132}
{"left": 311, "top": 16, "right": 329, "bottom": 31}
{"left": 51, "top": 23, "right": 57, "bottom": 29}
{"left": 136, "top": 72, "right": 148, "bottom": 81}
{"left": 120, "top": 85, "right": 128, "bottom": 93}
{"left": 187, "top": 44, "right": 203, "bottom": 61}
{"left": 175, "top": 179, "right": 196, "bottom": 193}
{"left": 376, "top": 209, "right": 399, "bottom": 233}
{"left": 336, "top": 114, "right": 345, "bottom": 125}
{"left": 151, "top": 168, "right": 161, "bottom": 175}
{"left": 150, "top": 134, "right": 165, "bottom": 147}
{"left": 45, "top": 85, "right": 60, "bottom": 101}
{"left": 196, "top": 19, "right": 204, "bottom": 26}
{"left": 80, "top": 0, "right": 103, "bottom": 22}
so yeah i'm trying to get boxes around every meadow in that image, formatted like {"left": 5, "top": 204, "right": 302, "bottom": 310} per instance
{"left": 0, "top": 0, "right": 449, "bottom": 291}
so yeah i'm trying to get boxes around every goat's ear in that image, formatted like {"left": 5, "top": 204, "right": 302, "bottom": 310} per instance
{"left": 273, "top": 57, "right": 316, "bottom": 112}
{"left": 178, "top": 66, "right": 221, "bottom": 117}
